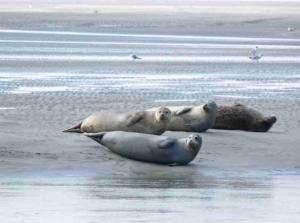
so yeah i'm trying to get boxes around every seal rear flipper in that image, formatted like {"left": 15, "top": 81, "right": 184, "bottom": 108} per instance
{"left": 175, "top": 107, "right": 192, "bottom": 116}
{"left": 260, "top": 116, "right": 277, "bottom": 132}
{"left": 158, "top": 138, "right": 176, "bottom": 149}
{"left": 266, "top": 116, "right": 277, "bottom": 124}
{"left": 168, "top": 163, "right": 180, "bottom": 166}
{"left": 233, "top": 102, "right": 246, "bottom": 107}
{"left": 63, "top": 122, "right": 83, "bottom": 133}
{"left": 84, "top": 132, "right": 106, "bottom": 144}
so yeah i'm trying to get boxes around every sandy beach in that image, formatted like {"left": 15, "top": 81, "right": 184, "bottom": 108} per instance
{"left": 0, "top": 1, "right": 300, "bottom": 222}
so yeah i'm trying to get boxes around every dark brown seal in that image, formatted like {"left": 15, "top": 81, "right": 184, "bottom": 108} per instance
{"left": 213, "top": 103, "right": 277, "bottom": 132}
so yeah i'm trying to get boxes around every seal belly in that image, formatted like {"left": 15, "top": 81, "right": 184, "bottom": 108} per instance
{"left": 81, "top": 112, "right": 126, "bottom": 133}
{"left": 102, "top": 134, "right": 174, "bottom": 164}
{"left": 166, "top": 115, "right": 189, "bottom": 131}
{"left": 85, "top": 131, "right": 201, "bottom": 165}
{"left": 165, "top": 105, "right": 216, "bottom": 132}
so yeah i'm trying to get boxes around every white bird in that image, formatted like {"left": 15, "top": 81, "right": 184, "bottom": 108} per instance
{"left": 288, "top": 27, "right": 295, "bottom": 32}
{"left": 249, "top": 46, "right": 258, "bottom": 56}
{"left": 249, "top": 46, "right": 262, "bottom": 62}
{"left": 130, "top": 54, "right": 142, "bottom": 60}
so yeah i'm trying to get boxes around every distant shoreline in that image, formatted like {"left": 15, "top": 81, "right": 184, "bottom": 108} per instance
{"left": 0, "top": 4, "right": 300, "bottom": 15}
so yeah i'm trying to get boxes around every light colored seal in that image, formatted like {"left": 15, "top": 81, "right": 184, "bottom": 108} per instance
{"left": 84, "top": 131, "right": 202, "bottom": 165}
{"left": 149, "top": 100, "right": 217, "bottom": 132}
{"left": 63, "top": 107, "right": 171, "bottom": 135}
{"left": 213, "top": 103, "right": 277, "bottom": 132}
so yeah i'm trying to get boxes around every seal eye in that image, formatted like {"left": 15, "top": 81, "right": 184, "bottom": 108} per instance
{"left": 195, "top": 136, "right": 198, "bottom": 140}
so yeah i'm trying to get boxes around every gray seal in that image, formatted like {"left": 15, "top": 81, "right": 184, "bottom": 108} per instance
{"left": 213, "top": 103, "right": 277, "bottom": 132}
{"left": 63, "top": 107, "right": 171, "bottom": 135}
{"left": 149, "top": 100, "right": 217, "bottom": 132}
{"left": 84, "top": 131, "right": 202, "bottom": 165}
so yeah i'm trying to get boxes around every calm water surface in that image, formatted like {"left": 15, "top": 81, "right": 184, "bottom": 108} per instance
{"left": 0, "top": 169, "right": 299, "bottom": 223}
{"left": 0, "top": 29, "right": 300, "bottom": 100}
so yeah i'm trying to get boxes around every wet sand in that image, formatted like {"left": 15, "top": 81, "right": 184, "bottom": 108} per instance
{"left": 1, "top": 2, "right": 300, "bottom": 222}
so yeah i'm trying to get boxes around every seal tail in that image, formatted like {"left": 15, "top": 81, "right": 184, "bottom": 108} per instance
{"left": 84, "top": 132, "right": 105, "bottom": 144}
{"left": 63, "top": 122, "right": 83, "bottom": 133}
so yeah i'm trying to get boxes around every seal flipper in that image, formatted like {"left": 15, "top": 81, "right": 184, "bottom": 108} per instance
{"left": 63, "top": 122, "right": 83, "bottom": 133}
{"left": 175, "top": 107, "right": 192, "bottom": 116}
{"left": 168, "top": 163, "right": 180, "bottom": 166}
{"left": 126, "top": 112, "right": 144, "bottom": 127}
{"left": 233, "top": 103, "right": 244, "bottom": 107}
{"left": 158, "top": 138, "right": 176, "bottom": 149}
{"left": 265, "top": 116, "right": 277, "bottom": 124}
{"left": 184, "top": 123, "right": 199, "bottom": 132}
{"left": 261, "top": 116, "right": 277, "bottom": 131}
{"left": 84, "top": 132, "right": 106, "bottom": 144}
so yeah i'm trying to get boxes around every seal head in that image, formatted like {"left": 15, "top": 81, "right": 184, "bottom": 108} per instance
{"left": 155, "top": 107, "right": 171, "bottom": 122}
{"left": 203, "top": 100, "right": 217, "bottom": 113}
{"left": 185, "top": 133, "right": 202, "bottom": 153}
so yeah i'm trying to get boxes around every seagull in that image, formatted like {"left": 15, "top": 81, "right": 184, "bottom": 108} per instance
{"left": 249, "top": 46, "right": 259, "bottom": 56}
{"left": 130, "top": 54, "right": 142, "bottom": 60}
{"left": 249, "top": 46, "right": 262, "bottom": 62}
{"left": 288, "top": 27, "right": 295, "bottom": 32}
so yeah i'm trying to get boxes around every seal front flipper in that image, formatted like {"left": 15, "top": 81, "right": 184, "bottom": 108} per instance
{"left": 158, "top": 138, "right": 176, "bottom": 149}
{"left": 84, "top": 132, "right": 106, "bottom": 144}
{"left": 184, "top": 123, "right": 197, "bottom": 132}
{"left": 126, "top": 112, "right": 144, "bottom": 127}
{"left": 63, "top": 122, "right": 83, "bottom": 133}
{"left": 175, "top": 107, "right": 192, "bottom": 116}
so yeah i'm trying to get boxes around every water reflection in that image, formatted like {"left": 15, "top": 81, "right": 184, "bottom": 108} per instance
{"left": 0, "top": 169, "right": 299, "bottom": 222}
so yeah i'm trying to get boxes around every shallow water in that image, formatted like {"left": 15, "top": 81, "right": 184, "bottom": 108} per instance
{"left": 1, "top": 169, "right": 299, "bottom": 223}
{"left": 0, "top": 28, "right": 300, "bottom": 100}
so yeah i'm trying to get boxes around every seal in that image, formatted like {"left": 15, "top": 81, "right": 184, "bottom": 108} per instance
{"left": 63, "top": 107, "right": 171, "bottom": 135}
{"left": 213, "top": 103, "right": 277, "bottom": 132}
{"left": 149, "top": 100, "right": 217, "bottom": 132}
{"left": 84, "top": 131, "right": 202, "bottom": 165}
